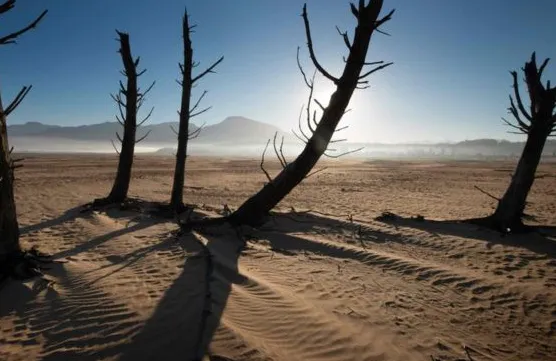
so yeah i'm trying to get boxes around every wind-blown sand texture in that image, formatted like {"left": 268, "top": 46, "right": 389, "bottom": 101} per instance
{"left": 1, "top": 155, "right": 555, "bottom": 361}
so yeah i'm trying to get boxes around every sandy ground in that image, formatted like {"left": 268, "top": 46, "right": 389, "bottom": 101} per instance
{"left": 1, "top": 154, "right": 555, "bottom": 361}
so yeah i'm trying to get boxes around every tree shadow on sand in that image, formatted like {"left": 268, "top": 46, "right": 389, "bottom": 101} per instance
{"left": 119, "top": 222, "right": 243, "bottom": 361}
{"left": 373, "top": 212, "right": 556, "bottom": 259}
{"left": 1, "top": 205, "right": 172, "bottom": 360}
{"left": 19, "top": 205, "right": 87, "bottom": 236}
{"left": 13, "top": 207, "right": 554, "bottom": 360}
{"left": 19, "top": 198, "right": 156, "bottom": 237}
{"left": 256, "top": 211, "right": 556, "bottom": 259}
{"left": 0, "top": 260, "right": 146, "bottom": 361}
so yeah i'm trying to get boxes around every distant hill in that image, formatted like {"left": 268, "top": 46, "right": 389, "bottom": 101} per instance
{"left": 7, "top": 116, "right": 291, "bottom": 144}
{"left": 194, "top": 116, "right": 294, "bottom": 144}
{"left": 7, "top": 117, "right": 556, "bottom": 158}
{"left": 8, "top": 121, "right": 190, "bottom": 143}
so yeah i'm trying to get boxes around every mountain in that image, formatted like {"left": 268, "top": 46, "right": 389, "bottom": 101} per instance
{"left": 8, "top": 121, "right": 61, "bottom": 136}
{"left": 7, "top": 116, "right": 289, "bottom": 144}
{"left": 195, "top": 116, "right": 293, "bottom": 144}
{"left": 8, "top": 121, "right": 190, "bottom": 143}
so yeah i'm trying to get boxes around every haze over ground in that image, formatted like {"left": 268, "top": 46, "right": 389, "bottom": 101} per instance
{"left": 7, "top": 116, "right": 556, "bottom": 157}
{"left": 3, "top": 0, "right": 555, "bottom": 144}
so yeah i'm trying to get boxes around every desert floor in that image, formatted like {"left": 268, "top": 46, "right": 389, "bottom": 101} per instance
{"left": 1, "top": 155, "right": 555, "bottom": 361}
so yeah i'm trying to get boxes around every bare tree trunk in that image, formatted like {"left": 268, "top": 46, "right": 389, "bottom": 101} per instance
{"left": 0, "top": 93, "right": 20, "bottom": 258}
{"left": 108, "top": 32, "right": 139, "bottom": 203}
{"left": 491, "top": 125, "right": 550, "bottom": 230}
{"left": 0, "top": 1, "right": 48, "bottom": 278}
{"left": 170, "top": 9, "right": 223, "bottom": 213}
{"left": 170, "top": 13, "right": 193, "bottom": 213}
{"left": 229, "top": 1, "right": 394, "bottom": 227}
{"left": 474, "top": 53, "right": 556, "bottom": 232}
{"left": 95, "top": 31, "right": 154, "bottom": 206}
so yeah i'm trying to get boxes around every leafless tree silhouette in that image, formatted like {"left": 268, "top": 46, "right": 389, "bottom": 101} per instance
{"left": 471, "top": 53, "right": 556, "bottom": 232}
{"left": 93, "top": 31, "right": 155, "bottom": 206}
{"left": 170, "top": 8, "right": 223, "bottom": 213}
{"left": 0, "top": 0, "right": 49, "bottom": 280}
{"left": 223, "top": 0, "right": 394, "bottom": 227}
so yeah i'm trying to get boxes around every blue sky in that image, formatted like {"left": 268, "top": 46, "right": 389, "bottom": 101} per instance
{"left": 2, "top": 0, "right": 555, "bottom": 143}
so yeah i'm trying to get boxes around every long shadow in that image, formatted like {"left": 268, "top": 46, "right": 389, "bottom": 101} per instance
{"left": 1, "top": 213, "right": 168, "bottom": 361}
{"left": 0, "top": 261, "right": 145, "bottom": 361}
{"left": 19, "top": 200, "right": 150, "bottom": 236}
{"left": 265, "top": 211, "right": 556, "bottom": 259}
{"left": 119, "top": 224, "right": 242, "bottom": 361}
{"left": 373, "top": 213, "right": 556, "bottom": 259}
{"left": 53, "top": 217, "right": 163, "bottom": 260}
{"left": 19, "top": 205, "right": 86, "bottom": 235}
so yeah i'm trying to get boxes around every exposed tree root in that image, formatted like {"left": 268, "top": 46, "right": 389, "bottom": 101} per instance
{"left": 461, "top": 215, "right": 532, "bottom": 235}
{"left": 0, "top": 247, "right": 52, "bottom": 285}
{"left": 83, "top": 197, "right": 155, "bottom": 213}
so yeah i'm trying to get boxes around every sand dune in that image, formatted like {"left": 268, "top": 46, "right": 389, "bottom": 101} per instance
{"left": 1, "top": 155, "right": 555, "bottom": 360}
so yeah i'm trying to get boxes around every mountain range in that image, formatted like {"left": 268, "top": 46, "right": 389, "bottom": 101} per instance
{"left": 7, "top": 116, "right": 556, "bottom": 157}
{"left": 8, "top": 116, "right": 294, "bottom": 145}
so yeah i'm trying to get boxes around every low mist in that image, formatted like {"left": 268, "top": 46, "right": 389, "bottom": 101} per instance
{"left": 9, "top": 136, "right": 556, "bottom": 160}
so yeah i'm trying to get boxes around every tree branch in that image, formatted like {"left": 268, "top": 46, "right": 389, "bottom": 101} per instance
{"left": 188, "top": 123, "right": 205, "bottom": 140}
{"left": 306, "top": 166, "right": 328, "bottom": 179}
{"left": 324, "top": 147, "right": 364, "bottom": 158}
{"left": 510, "top": 70, "right": 533, "bottom": 121}
{"left": 335, "top": 26, "right": 351, "bottom": 50}
{"left": 191, "top": 56, "right": 224, "bottom": 84}
{"left": 359, "top": 62, "right": 393, "bottom": 80}
{"left": 375, "top": 8, "right": 395, "bottom": 30}
{"left": 111, "top": 93, "right": 126, "bottom": 124}
{"left": 0, "top": 0, "right": 15, "bottom": 15}
{"left": 138, "top": 106, "right": 154, "bottom": 126}
{"left": 0, "top": 9, "right": 47, "bottom": 45}
{"left": 138, "top": 80, "right": 155, "bottom": 100}
{"left": 190, "top": 106, "right": 212, "bottom": 118}
{"left": 501, "top": 117, "right": 527, "bottom": 134}
{"left": 3, "top": 85, "right": 31, "bottom": 116}
{"left": 111, "top": 139, "right": 121, "bottom": 155}
{"left": 314, "top": 98, "right": 325, "bottom": 111}
{"left": 136, "top": 130, "right": 151, "bottom": 143}
{"left": 296, "top": 104, "right": 311, "bottom": 142}
{"left": 272, "top": 132, "right": 287, "bottom": 169}
{"left": 260, "top": 139, "right": 273, "bottom": 183}
{"left": 302, "top": 4, "right": 339, "bottom": 84}
{"left": 190, "top": 90, "right": 208, "bottom": 114}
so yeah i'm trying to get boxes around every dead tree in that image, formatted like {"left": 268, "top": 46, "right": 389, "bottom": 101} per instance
{"left": 96, "top": 31, "right": 154, "bottom": 206}
{"left": 0, "top": 0, "right": 49, "bottom": 279}
{"left": 473, "top": 53, "right": 556, "bottom": 232}
{"left": 170, "top": 8, "right": 223, "bottom": 213}
{"left": 221, "top": 1, "right": 394, "bottom": 227}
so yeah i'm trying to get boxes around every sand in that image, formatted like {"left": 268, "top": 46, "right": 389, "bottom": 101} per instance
{"left": 1, "top": 154, "right": 555, "bottom": 361}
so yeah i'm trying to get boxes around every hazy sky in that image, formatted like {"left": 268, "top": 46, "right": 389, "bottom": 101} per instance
{"left": 2, "top": 0, "right": 555, "bottom": 143}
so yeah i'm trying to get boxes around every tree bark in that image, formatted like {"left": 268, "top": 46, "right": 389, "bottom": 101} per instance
{"left": 0, "top": 2, "right": 47, "bottom": 266}
{"left": 107, "top": 32, "right": 138, "bottom": 203}
{"left": 229, "top": 1, "right": 393, "bottom": 227}
{"left": 170, "top": 10, "right": 222, "bottom": 213}
{"left": 0, "top": 91, "right": 20, "bottom": 259}
{"left": 491, "top": 125, "right": 549, "bottom": 230}
{"left": 170, "top": 13, "right": 193, "bottom": 213}
{"left": 474, "top": 53, "right": 556, "bottom": 232}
